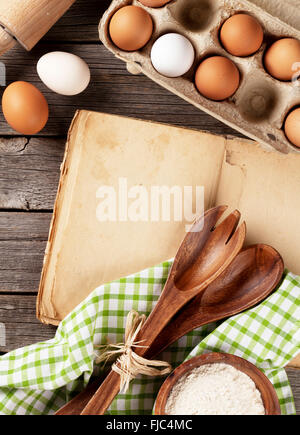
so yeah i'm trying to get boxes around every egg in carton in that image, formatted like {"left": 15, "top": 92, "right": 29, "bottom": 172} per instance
{"left": 99, "top": 0, "right": 300, "bottom": 154}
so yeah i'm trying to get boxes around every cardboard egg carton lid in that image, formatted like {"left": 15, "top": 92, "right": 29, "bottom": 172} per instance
{"left": 251, "top": 0, "right": 300, "bottom": 32}
{"left": 99, "top": 0, "right": 300, "bottom": 154}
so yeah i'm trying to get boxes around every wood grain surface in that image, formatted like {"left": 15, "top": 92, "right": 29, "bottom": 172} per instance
{"left": 0, "top": 0, "right": 298, "bottom": 414}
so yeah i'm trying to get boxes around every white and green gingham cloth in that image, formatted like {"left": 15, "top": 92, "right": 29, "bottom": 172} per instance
{"left": 0, "top": 261, "right": 299, "bottom": 415}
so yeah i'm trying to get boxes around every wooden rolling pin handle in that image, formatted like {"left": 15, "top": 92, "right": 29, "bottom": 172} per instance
{"left": 0, "top": 27, "right": 16, "bottom": 56}
{"left": 0, "top": 0, "right": 76, "bottom": 54}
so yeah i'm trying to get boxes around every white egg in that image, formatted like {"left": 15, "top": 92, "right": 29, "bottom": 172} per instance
{"left": 37, "top": 51, "right": 91, "bottom": 96}
{"left": 151, "top": 33, "right": 195, "bottom": 78}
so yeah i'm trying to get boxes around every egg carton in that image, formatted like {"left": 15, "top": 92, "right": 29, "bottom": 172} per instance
{"left": 99, "top": 0, "right": 300, "bottom": 154}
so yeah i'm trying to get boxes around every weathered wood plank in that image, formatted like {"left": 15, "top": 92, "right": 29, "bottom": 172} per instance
{"left": 0, "top": 295, "right": 56, "bottom": 352}
{"left": 0, "top": 213, "right": 52, "bottom": 291}
{"left": 0, "top": 294, "right": 299, "bottom": 414}
{"left": 0, "top": 137, "right": 64, "bottom": 210}
{"left": 0, "top": 212, "right": 51, "bottom": 241}
{"left": 0, "top": 240, "right": 46, "bottom": 291}
{"left": 0, "top": 44, "right": 241, "bottom": 137}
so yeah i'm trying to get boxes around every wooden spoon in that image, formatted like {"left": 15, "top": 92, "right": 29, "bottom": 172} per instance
{"left": 154, "top": 353, "right": 281, "bottom": 415}
{"left": 147, "top": 244, "right": 284, "bottom": 358}
{"left": 79, "top": 206, "right": 246, "bottom": 415}
{"left": 55, "top": 243, "right": 283, "bottom": 415}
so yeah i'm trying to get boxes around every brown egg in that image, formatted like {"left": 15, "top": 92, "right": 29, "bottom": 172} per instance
{"left": 264, "top": 38, "right": 300, "bottom": 81}
{"left": 2, "top": 81, "right": 49, "bottom": 135}
{"left": 139, "top": 0, "right": 171, "bottom": 7}
{"left": 220, "top": 14, "right": 264, "bottom": 57}
{"left": 109, "top": 5, "right": 153, "bottom": 51}
{"left": 195, "top": 56, "right": 240, "bottom": 101}
{"left": 284, "top": 107, "right": 300, "bottom": 148}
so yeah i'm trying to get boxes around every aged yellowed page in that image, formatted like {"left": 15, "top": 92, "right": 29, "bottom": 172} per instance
{"left": 216, "top": 138, "right": 300, "bottom": 368}
{"left": 217, "top": 137, "right": 300, "bottom": 275}
{"left": 289, "top": 354, "right": 300, "bottom": 368}
{"left": 37, "top": 111, "right": 226, "bottom": 324}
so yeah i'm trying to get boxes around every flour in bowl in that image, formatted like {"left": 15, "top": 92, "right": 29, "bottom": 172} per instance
{"left": 165, "top": 363, "right": 265, "bottom": 415}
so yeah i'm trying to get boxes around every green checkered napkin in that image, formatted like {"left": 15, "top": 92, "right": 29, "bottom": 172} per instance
{"left": 0, "top": 261, "right": 299, "bottom": 415}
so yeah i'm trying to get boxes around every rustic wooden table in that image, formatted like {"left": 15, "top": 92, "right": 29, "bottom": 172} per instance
{"left": 0, "top": 0, "right": 298, "bottom": 414}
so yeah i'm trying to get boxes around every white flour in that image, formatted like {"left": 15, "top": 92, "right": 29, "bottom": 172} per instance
{"left": 165, "top": 363, "right": 265, "bottom": 415}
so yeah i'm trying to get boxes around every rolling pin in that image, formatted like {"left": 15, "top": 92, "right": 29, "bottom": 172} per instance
{"left": 0, "top": 0, "right": 76, "bottom": 56}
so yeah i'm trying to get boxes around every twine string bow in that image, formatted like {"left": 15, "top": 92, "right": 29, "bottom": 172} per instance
{"left": 95, "top": 310, "right": 172, "bottom": 393}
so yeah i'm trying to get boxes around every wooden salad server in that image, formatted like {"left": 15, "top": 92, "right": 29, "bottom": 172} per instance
{"left": 79, "top": 206, "right": 246, "bottom": 415}
{"left": 55, "top": 243, "right": 283, "bottom": 415}
{"left": 145, "top": 244, "right": 284, "bottom": 358}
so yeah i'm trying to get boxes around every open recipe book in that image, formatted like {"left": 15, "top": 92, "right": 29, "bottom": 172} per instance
{"left": 37, "top": 111, "right": 300, "bottom": 364}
